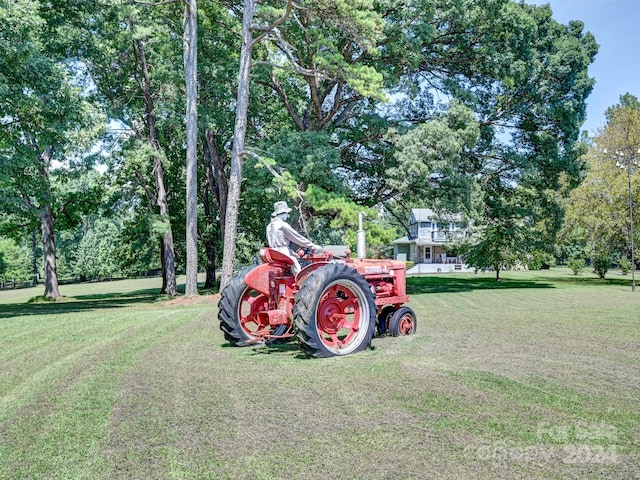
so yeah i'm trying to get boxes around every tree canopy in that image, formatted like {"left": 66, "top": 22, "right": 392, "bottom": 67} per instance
{"left": 1, "top": 0, "right": 105, "bottom": 297}
{"left": 562, "top": 94, "right": 640, "bottom": 274}
{"left": 217, "top": 0, "right": 598, "bottom": 283}
{"left": 1, "top": 0, "right": 601, "bottom": 292}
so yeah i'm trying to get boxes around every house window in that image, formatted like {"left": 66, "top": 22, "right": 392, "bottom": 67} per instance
{"left": 420, "top": 222, "right": 432, "bottom": 229}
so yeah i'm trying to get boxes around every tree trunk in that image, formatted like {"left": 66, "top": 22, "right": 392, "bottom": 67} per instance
{"left": 204, "top": 240, "right": 216, "bottom": 289}
{"left": 156, "top": 168, "right": 177, "bottom": 296}
{"left": 39, "top": 208, "right": 61, "bottom": 298}
{"left": 202, "top": 131, "right": 229, "bottom": 289}
{"left": 204, "top": 129, "right": 228, "bottom": 238}
{"left": 184, "top": 0, "right": 199, "bottom": 296}
{"left": 160, "top": 238, "right": 167, "bottom": 293}
{"left": 137, "top": 39, "right": 177, "bottom": 297}
{"left": 220, "top": 0, "right": 256, "bottom": 292}
{"left": 202, "top": 186, "right": 217, "bottom": 289}
{"left": 31, "top": 228, "right": 39, "bottom": 286}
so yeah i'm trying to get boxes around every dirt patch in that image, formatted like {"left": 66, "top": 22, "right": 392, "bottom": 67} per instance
{"left": 163, "top": 294, "right": 219, "bottom": 307}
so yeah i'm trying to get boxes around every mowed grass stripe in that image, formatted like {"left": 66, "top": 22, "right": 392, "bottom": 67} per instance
{"left": 0, "top": 301, "right": 211, "bottom": 480}
{"left": 100, "top": 282, "right": 637, "bottom": 479}
{"left": 1, "top": 308, "right": 170, "bottom": 418}
{"left": 0, "top": 270, "right": 639, "bottom": 479}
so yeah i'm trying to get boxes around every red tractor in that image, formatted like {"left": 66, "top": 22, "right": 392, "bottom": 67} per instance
{"left": 218, "top": 220, "right": 416, "bottom": 357}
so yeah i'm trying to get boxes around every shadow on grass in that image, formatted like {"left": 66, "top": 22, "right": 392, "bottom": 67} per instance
{"left": 406, "top": 271, "right": 637, "bottom": 294}
{"left": 407, "top": 275, "right": 554, "bottom": 295}
{"left": 250, "top": 342, "right": 307, "bottom": 357}
{"left": 221, "top": 340, "right": 309, "bottom": 358}
{"left": 534, "top": 274, "right": 635, "bottom": 287}
{"left": 0, "top": 288, "right": 166, "bottom": 319}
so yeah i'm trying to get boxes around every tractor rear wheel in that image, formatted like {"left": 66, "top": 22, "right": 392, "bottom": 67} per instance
{"left": 388, "top": 306, "right": 417, "bottom": 336}
{"left": 218, "top": 265, "right": 286, "bottom": 346}
{"left": 293, "top": 264, "right": 376, "bottom": 358}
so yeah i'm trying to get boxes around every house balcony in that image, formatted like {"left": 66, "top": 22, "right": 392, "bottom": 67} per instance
{"left": 416, "top": 229, "right": 465, "bottom": 244}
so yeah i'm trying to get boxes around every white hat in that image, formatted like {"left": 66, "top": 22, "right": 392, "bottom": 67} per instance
{"left": 272, "top": 200, "right": 292, "bottom": 217}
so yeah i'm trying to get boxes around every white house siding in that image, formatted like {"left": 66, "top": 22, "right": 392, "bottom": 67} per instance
{"left": 391, "top": 208, "right": 471, "bottom": 274}
{"left": 407, "top": 263, "right": 474, "bottom": 274}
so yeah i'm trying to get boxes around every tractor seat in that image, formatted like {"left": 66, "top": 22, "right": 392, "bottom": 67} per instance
{"left": 259, "top": 247, "right": 295, "bottom": 267}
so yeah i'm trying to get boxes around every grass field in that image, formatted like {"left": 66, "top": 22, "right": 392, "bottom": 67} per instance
{"left": 0, "top": 269, "right": 638, "bottom": 479}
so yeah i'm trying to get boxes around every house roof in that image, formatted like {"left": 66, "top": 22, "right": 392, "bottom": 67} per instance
{"left": 391, "top": 236, "right": 410, "bottom": 245}
{"left": 391, "top": 236, "right": 443, "bottom": 247}
{"left": 409, "top": 209, "right": 436, "bottom": 223}
{"left": 409, "top": 208, "right": 462, "bottom": 224}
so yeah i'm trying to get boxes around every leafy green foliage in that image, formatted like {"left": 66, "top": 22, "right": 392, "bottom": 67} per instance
{"left": 242, "top": 0, "right": 598, "bottom": 277}
{"left": 592, "top": 252, "right": 611, "bottom": 279}
{"left": 305, "top": 185, "right": 396, "bottom": 255}
{"left": 233, "top": 231, "right": 263, "bottom": 267}
{"left": 0, "top": 237, "right": 33, "bottom": 283}
{"left": 1, "top": 0, "right": 602, "bottom": 292}
{"left": 241, "top": 141, "right": 398, "bottom": 256}
{"left": 617, "top": 256, "right": 632, "bottom": 275}
{"left": 387, "top": 1, "right": 596, "bottom": 272}
{"left": 389, "top": 101, "right": 482, "bottom": 215}
{"left": 457, "top": 224, "right": 521, "bottom": 280}
{"left": 562, "top": 152, "right": 627, "bottom": 261}
{"left": 0, "top": 0, "right": 107, "bottom": 297}
{"left": 256, "top": 0, "right": 386, "bottom": 101}
{"left": 74, "top": 218, "right": 121, "bottom": 280}
{"left": 526, "top": 250, "right": 555, "bottom": 270}
{"left": 562, "top": 94, "right": 640, "bottom": 269}
{"left": 51, "top": 170, "right": 106, "bottom": 231}
{"left": 114, "top": 212, "right": 161, "bottom": 277}
{"left": 567, "top": 257, "right": 585, "bottom": 275}
{"left": 556, "top": 227, "right": 590, "bottom": 265}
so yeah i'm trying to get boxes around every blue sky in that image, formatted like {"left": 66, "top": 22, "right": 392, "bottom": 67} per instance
{"left": 529, "top": 0, "right": 640, "bottom": 135}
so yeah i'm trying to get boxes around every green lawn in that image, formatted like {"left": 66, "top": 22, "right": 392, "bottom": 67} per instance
{"left": 0, "top": 269, "right": 638, "bottom": 479}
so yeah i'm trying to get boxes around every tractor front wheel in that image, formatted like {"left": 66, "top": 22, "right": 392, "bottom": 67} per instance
{"left": 293, "top": 264, "right": 376, "bottom": 357}
{"left": 388, "top": 306, "right": 417, "bottom": 336}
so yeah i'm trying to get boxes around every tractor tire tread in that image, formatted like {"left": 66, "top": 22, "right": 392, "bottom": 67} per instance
{"left": 293, "top": 263, "right": 376, "bottom": 358}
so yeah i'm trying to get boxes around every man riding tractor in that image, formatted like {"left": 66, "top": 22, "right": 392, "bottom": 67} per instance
{"left": 218, "top": 200, "right": 417, "bottom": 357}
{"left": 266, "top": 201, "right": 321, "bottom": 274}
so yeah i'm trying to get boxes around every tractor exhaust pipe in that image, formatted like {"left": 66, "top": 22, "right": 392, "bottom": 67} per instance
{"left": 357, "top": 211, "right": 366, "bottom": 259}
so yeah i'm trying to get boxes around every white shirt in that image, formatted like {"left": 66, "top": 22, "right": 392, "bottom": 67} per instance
{"left": 266, "top": 217, "right": 314, "bottom": 249}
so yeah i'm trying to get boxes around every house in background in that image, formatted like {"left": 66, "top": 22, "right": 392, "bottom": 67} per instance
{"left": 391, "top": 208, "right": 472, "bottom": 274}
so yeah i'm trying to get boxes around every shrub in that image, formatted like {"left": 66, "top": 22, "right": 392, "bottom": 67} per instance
{"left": 618, "top": 256, "right": 632, "bottom": 275}
{"left": 0, "top": 238, "right": 33, "bottom": 283}
{"left": 527, "top": 250, "right": 555, "bottom": 270}
{"left": 592, "top": 253, "right": 611, "bottom": 279}
{"left": 567, "top": 257, "right": 585, "bottom": 275}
